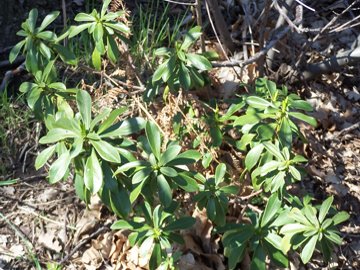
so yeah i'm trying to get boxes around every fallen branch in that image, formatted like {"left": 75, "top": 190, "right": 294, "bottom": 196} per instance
{"left": 298, "top": 46, "right": 360, "bottom": 81}
{"left": 211, "top": 25, "right": 291, "bottom": 67}
{"left": 0, "top": 61, "right": 26, "bottom": 93}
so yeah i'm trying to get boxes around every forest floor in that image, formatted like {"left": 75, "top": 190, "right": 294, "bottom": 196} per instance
{"left": 0, "top": 0, "right": 359, "bottom": 269}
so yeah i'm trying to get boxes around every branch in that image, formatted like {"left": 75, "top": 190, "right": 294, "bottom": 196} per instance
{"left": 211, "top": 25, "right": 291, "bottom": 67}
{"left": 298, "top": 46, "right": 360, "bottom": 81}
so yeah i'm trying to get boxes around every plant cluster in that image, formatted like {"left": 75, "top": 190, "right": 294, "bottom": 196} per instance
{"left": 9, "top": 2, "right": 349, "bottom": 270}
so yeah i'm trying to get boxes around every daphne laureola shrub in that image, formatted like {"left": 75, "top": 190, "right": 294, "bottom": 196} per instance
{"left": 11, "top": 2, "right": 349, "bottom": 269}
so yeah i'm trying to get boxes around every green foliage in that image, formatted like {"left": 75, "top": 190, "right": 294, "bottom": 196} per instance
{"left": 36, "top": 90, "right": 145, "bottom": 215}
{"left": 9, "top": 8, "right": 76, "bottom": 73}
{"left": 147, "top": 26, "right": 215, "bottom": 99}
{"left": 280, "top": 196, "right": 349, "bottom": 264}
{"left": 194, "top": 163, "right": 238, "bottom": 226}
{"left": 130, "top": 0, "right": 188, "bottom": 68}
{"left": 68, "top": 0, "right": 130, "bottom": 69}
{"left": 114, "top": 121, "right": 201, "bottom": 207}
{"left": 19, "top": 61, "right": 76, "bottom": 119}
{"left": 222, "top": 194, "right": 289, "bottom": 270}
{"left": 111, "top": 202, "right": 195, "bottom": 270}
{"left": 9, "top": 5, "right": 348, "bottom": 268}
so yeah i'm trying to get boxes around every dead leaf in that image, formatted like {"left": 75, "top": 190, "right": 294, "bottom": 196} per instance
{"left": 38, "top": 231, "right": 62, "bottom": 252}
{"left": 82, "top": 246, "right": 103, "bottom": 269}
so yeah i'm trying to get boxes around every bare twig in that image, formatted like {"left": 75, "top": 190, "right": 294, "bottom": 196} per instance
{"left": 195, "top": 0, "right": 205, "bottom": 53}
{"left": 205, "top": 0, "right": 235, "bottom": 53}
{"left": 297, "top": 45, "right": 360, "bottom": 81}
{"left": 334, "top": 121, "right": 360, "bottom": 138}
{"left": 266, "top": 0, "right": 294, "bottom": 70}
{"left": 0, "top": 61, "right": 26, "bottom": 93}
{"left": 58, "top": 225, "right": 111, "bottom": 266}
{"left": 212, "top": 25, "right": 292, "bottom": 67}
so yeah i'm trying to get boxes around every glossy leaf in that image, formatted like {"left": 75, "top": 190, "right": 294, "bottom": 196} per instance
{"left": 76, "top": 90, "right": 92, "bottom": 130}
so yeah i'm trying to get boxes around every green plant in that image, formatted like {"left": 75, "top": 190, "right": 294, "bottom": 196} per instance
{"left": 114, "top": 121, "right": 201, "bottom": 207}
{"left": 130, "top": 0, "right": 188, "bottom": 68}
{"left": 111, "top": 202, "right": 194, "bottom": 270}
{"left": 222, "top": 194, "right": 289, "bottom": 270}
{"left": 68, "top": 0, "right": 130, "bottom": 70}
{"left": 9, "top": 8, "right": 76, "bottom": 73}
{"left": 231, "top": 78, "right": 317, "bottom": 149}
{"left": 35, "top": 90, "right": 144, "bottom": 214}
{"left": 148, "top": 26, "right": 214, "bottom": 98}
{"left": 247, "top": 141, "right": 308, "bottom": 193}
{"left": 280, "top": 196, "right": 349, "bottom": 264}
{"left": 19, "top": 60, "right": 76, "bottom": 119}
{"left": 194, "top": 163, "right": 239, "bottom": 226}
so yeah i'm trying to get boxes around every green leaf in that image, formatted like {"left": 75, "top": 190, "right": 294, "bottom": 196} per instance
{"left": 110, "top": 187, "right": 131, "bottom": 218}
{"left": 207, "top": 198, "right": 216, "bottom": 221}
{"left": 164, "top": 217, "right": 195, "bottom": 231}
{"left": 90, "top": 108, "right": 112, "bottom": 131}
{"left": 36, "top": 30, "right": 57, "bottom": 41}
{"left": 74, "top": 12, "right": 96, "bottom": 22}
{"left": 130, "top": 180, "right": 146, "bottom": 203}
{"left": 28, "top": 9, "right": 38, "bottom": 32}
{"left": 92, "top": 48, "right": 102, "bottom": 70}
{"left": 152, "top": 61, "right": 168, "bottom": 83}
{"left": 325, "top": 230, "right": 342, "bottom": 245}
{"left": 172, "top": 172, "right": 199, "bottom": 192}
{"left": 332, "top": 211, "right": 349, "bottom": 225}
{"left": 35, "top": 145, "right": 56, "bottom": 170}
{"left": 98, "top": 107, "right": 127, "bottom": 133}
{"left": 187, "top": 53, "right": 212, "bottom": 70}
{"left": 159, "top": 145, "right": 182, "bottom": 165}
{"left": 114, "top": 160, "right": 150, "bottom": 175}
{"left": 245, "top": 144, "right": 264, "bottom": 171}
{"left": 157, "top": 175, "right": 172, "bottom": 207}
{"left": 233, "top": 114, "right": 261, "bottom": 126}
{"left": 260, "top": 160, "right": 280, "bottom": 176}
{"left": 107, "top": 36, "right": 119, "bottom": 64}
{"left": 101, "top": 0, "right": 111, "bottom": 17}
{"left": 76, "top": 90, "right": 92, "bottom": 130}
{"left": 53, "top": 44, "right": 77, "bottom": 65}
{"left": 48, "top": 151, "right": 71, "bottom": 183}
{"left": 261, "top": 193, "right": 281, "bottom": 227}
{"left": 93, "top": 23, "right": 104, "bottom": 43}
{"left": 9, "top": 40, "right": 26, "bottom": 63}
{"left": 219, "top": 185, "right": 239, "bottom": 194}
{"left": 100, "top": 117, "right": 145, "bottom": 137}
{"left": 215, "top": 163, "right": 226, "bottom": 186}
{"left": 91, "top": 140, "right": 121, "bottom": 163}
{"left": 104, "top": 22, "right": 130, "bottom": 34}
{"left": 111, "top": 220, "right": 138, "bottom": 230}
{"left": 290, "top": 99, "right": 313, "bottom": 111}
{"left": 181, "top": 26, "right": 202, "bottom": 50}
{"left": 160, "top": 167, "right": 178, "bottom": 177}
{"left": 250, "top": 245, "right": 266, "bottom": 270}
{"left": 166, "top": 150, "right": 201, "bottom": 166}
{"left": 289, "top": 165, "right": 301, "bottom": 180}
{"left": 39, "top": 128, "right": 78, "bottom": 144}
{"left": 318, "top": 196, "right": 333, "bottom": 224}
{"left": 19, "top": 82, "right": 36, "bottom": 93}
{"left": 68, "top": 23, "right": 93, "bottom": 38}
{"left": 262, "top": 141, "right": 284, "bottom": 161}
{"left": 300, "top": 235, "right": 318, "bottom": 264}
{"left": 38, "top": 11, "right": 60, "bottom": 32}
{"left": 132, "top": 168, "right": 151, "bottom": 184}
{"left": 145, "top": 121, "right": 161, "bottom": 160}
{"left": 280, "top": 223, "right": 309, "bottom": 235}
{"left": 179, "top": 62, "right": 191, "bottom": 90}
{"left": 84, "top": 149, "right": 103, "bottom": 194}
{"left": 48, "top": 82, "right": 66, "bottom": 91}
{"left": 246, "top": 96, "right": 275, "bottom": 110}
{"left": 289, "top": 112, "right": 317, "bottom": 127}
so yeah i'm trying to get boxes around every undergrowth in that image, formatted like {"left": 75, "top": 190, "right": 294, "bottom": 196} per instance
{"left": 5, "top": 1, "right": 350, "bottom": 269}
